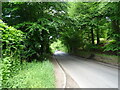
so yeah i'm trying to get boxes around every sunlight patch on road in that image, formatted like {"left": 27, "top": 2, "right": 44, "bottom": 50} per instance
{"left": 54, "top": 51, "right": 66, "bottom": 55}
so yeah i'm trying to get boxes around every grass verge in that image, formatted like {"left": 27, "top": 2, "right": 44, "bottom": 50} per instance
{"left": 6, "top": 60, "right": 55, "bottom": 88}
{"left": 95, "top": 53, "right": 119, "bottom": 65}
{"left": 72, "top": 50, "right": 119, "bottom": 66}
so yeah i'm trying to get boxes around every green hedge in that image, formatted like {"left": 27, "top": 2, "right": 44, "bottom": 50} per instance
{"left": 0, "top": 19, "right": 24, "bottom": 88}
{"left": 0, "top": 19, "right": 24, "bottom": 57}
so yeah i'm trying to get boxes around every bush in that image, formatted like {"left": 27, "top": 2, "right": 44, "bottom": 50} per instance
{"left": 2, "top": 57, "right": 21, "bottom": 88}
{"left": 0, "top": 19, "right": 24, "bottom": 57}
{"left": 103, "top": 40, "right": 120, "bottom": 54}
{"left": 85, "top": 44, "right": 103, "bottom": 51}
{"left": 0, "top": 19, "right": 24, "bottom": 88}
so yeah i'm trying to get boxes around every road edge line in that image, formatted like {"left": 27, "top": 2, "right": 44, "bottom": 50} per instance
{"left": 53, "top": 55, "right": 67, "bottom": 88}
{"left": 53, "top": 55, "right": 81, "bottom": 88}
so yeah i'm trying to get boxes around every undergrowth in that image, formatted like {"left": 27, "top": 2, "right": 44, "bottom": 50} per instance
{"left": 3, "top": 60, "right": 55, "bottom": 88}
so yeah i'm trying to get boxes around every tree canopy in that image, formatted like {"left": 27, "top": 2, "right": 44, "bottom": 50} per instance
{"left": 2, "top": 2, "right": 120, "bottom": 62}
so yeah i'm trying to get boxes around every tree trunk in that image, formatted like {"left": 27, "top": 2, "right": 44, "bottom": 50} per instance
{"left": 91, "top": 29, "right": 94, "bottom": 45}
{"left": 96, "top": 29, "right": 100, "bottom": 45}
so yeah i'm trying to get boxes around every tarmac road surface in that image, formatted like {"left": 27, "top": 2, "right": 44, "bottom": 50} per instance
{"left": 54, "top": 51, "right": 118, "bottom": 88}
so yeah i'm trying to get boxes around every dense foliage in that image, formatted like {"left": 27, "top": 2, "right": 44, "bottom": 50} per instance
{"left": 2, "top": 2, "right": 68, "bottom": 88}
{"left": 1, "top": 2, "right": 119, "bottom": 88}
{"left": 0, "top": 19, "right": 55, "bottom": 88}
{"left": 0, "top": 19, "right": 24, "bottom": 57}
{"left": 0, "top": 19, "right": 24, "bottom": 87}
{"left": 3, "top": 2, "right": 119, "bottom": 57}
{"left": 60, "top": 2, "right": 120, "bottom": 55}
{"left": 3, "top": 2, "right": 68, "bottom": 61}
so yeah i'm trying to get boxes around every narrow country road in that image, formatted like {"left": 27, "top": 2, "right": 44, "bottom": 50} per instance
{"left": 54, "top": 51, "right": 118, "bottom": 88}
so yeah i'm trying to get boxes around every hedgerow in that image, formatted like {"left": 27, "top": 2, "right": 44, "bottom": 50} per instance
{"left": 0, "top": 19, "right": 24, "bottom": 88}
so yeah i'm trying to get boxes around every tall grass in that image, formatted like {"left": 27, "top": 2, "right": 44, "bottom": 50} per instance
{"left": 5, "top": 60, "right": 55, "bottom": 88}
